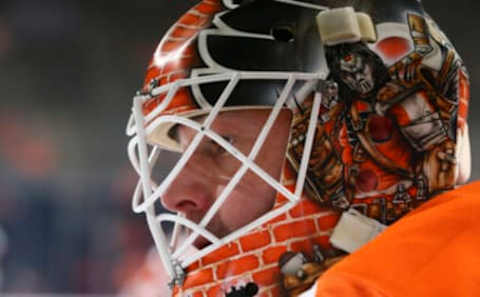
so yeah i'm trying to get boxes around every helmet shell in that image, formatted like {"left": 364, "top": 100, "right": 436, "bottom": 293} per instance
{"left": 130, "top": 0, "right": 470, "bottom": 296}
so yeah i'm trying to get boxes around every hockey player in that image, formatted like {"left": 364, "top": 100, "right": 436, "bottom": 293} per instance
{"left": 126, "top": 0, "right": 476, "bottom": 296}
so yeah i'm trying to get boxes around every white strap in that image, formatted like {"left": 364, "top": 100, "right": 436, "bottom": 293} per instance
{"left": 330, "top": 208, "right": 387, "bottom": 253}
{"left": 316, "top": 7, "right": 377, "bottom": 46}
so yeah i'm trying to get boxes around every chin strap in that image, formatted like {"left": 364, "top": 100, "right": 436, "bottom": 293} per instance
{"left": 168, "top": 260, "right": 186, "bottom": 289}
{"left": 330, "top": 208, "right": 387, "bottom": 253}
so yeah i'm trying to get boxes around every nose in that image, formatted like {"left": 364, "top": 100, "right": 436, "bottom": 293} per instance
{"left": 161, "top": 156, "right": 216, "bottom": 214}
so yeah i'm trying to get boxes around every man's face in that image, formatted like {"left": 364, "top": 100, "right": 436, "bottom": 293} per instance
{"left": 161, "top": 109, "right": 292, "bottom": 248}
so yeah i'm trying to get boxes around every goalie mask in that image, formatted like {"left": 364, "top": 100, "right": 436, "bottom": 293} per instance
{"left": 126, "top": 0, "right": 471, "bottom": 296}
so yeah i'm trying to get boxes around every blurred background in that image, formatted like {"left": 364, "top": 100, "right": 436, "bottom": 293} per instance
{"left": 0, "top": 0, "right": 478, "bottom": 295}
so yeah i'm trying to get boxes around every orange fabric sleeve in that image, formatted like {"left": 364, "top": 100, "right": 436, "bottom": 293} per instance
{"left": 314, "top": 181, "right": 480, "bottom": 297}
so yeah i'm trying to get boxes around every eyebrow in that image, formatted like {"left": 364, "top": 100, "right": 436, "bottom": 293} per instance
{"left": 168, "top": 115, "right": 208, "bottom": 144}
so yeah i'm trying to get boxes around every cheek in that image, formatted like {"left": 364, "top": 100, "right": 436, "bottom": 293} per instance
{"left": 217, "top": 156, "right": 242, "bottom": 178}
{"left": 214, "top": 109, "right": 291, "bottom": 231}
{"left": 217, "top": 172, "right": 276, "bottom": 230}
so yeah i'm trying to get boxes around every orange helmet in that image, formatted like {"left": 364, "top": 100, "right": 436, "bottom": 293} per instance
{"left": 126, "top": 0, "right": 470, "bottom": 296}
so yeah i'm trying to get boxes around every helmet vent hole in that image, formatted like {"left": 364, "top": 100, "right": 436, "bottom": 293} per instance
{"left": 271, "top": 25, "right": 295, "bottom": 42}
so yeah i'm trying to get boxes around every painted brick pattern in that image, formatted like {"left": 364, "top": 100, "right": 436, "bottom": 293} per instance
{"left": 202, "top": 243, "right": 239, "bottom": 265}
{"left": 262, "top": 245, "right": 287, "bottom": 265}
{"left": 173, "top": 165, "right": 341, "bottom": 297}
{"left": 317, "top": 213, "right": 340, "bottom": 231}
{"left": 216, "top": 255, "right": 260, "bottom": 279}
{"left": 206, "top": 284, "right": 221, "bottom": 297}
{"left": 183, "top": 268, "right": 214, "bottom": 289}
{"left": 140, "top": 0, "right": 222, "bottom": 116}
{"left": 252, "top": 267, "right": 280, "bottom": 286}
{"left": 239, "top": 230, "right": 271, "bottom": 252}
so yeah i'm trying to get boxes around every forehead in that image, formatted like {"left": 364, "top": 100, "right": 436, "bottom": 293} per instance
{"left": 175, "top": 109, "right": 276, "bottom": 140}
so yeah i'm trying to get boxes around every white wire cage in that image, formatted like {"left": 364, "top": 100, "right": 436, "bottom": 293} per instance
{"left": 126, "top": 70, "right": 326, "bottom": 283}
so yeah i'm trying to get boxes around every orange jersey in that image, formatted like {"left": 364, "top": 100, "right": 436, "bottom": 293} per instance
{"left": 312, "top": 181, "right": 480, "bottom": 297}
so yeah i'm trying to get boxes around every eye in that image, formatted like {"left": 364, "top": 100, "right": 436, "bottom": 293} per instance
{"left": 209, "top": 136, "right": 234, "bottom": 155}
{"left": 271, "top": 25, "right": 295, "bottom": 42}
